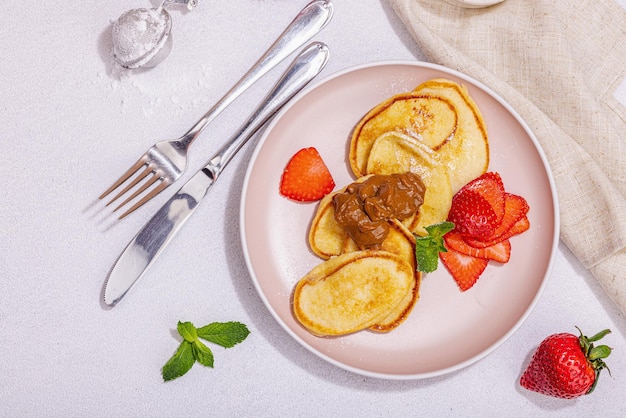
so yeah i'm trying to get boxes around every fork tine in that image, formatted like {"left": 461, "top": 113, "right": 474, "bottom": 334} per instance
{"left": 99, "top": 158, "right": 147, "bottom": 200}
{"left": 117, "top": 180, "right": 170, "bottom": 219}
{"left": 105, "top": 165, "right": 153, "bottom": 207}
{"left": 113, "top": 171, "right": 161, "bottom": 213}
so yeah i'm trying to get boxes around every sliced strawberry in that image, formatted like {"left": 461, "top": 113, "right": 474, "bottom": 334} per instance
{"left": 509, "top": 215, "right": 530, "bottom": 235}
{"left": 462, "top": 172, "right": 506, "bottom": 224}
{"left": 279, "top": 147, "right": 335, "bottom": 202}
{"left": 445, "top": 233, "right": 511, "bottom": 263}
{"left": 464, "top": 195, "right": 530, "bottom": 248}
{"left": 465, "top": 216, "right": 530, "bottom": 248}
{"left": 440, "top": 172, "right": 530, "bottom": 290}
{"left": 447, "top": 189, "right": 499, "bottom": 239}
{"left": 491, "top": 193, "right": 528, "bottom": 235}
{"left": 440, "top": 247, "right": 489, "bottom": 291}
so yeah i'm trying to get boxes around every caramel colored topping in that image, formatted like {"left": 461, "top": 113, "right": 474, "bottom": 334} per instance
{"left": 332, "top": 173, "right": 425, "bottom": 250}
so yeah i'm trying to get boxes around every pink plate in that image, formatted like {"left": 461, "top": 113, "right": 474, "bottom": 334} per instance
{"left": 240, "top": 62, "right": 559, "bottom": 379}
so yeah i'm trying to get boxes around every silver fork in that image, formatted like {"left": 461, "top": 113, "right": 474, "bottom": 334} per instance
{"left": 99, "top": 0, "right": 334, "bottom": 219}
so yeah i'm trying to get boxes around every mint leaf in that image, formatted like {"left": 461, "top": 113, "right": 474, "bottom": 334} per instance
{"left": 177, "top": 321, "right": 198, "bottom": 343}
{"left": 414, "top": 221, "right": 455, "bottom": 273}
{"left": 162, "top": 320, "right": 250, "bottom": 382}
{"left": 162, "top": 340, "right": 195, "bottom": 382}
{"left": 197, "top": 322, "right": 251, "bottom": 348}
{"left": 192, "top": 339, "right": 215, "bottom": 368}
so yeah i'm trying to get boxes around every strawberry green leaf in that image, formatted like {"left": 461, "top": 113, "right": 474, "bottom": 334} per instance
{"left": 587, "top": 328, "right": 612, "bottom": 342}
{"left": 588, "top": 345, "right": 612, "bottom": 361}
{"left": 575, "top": 327, "right": 613, "bottom": 394}
{"left": 414, "top": 221, "right": 455, "bottom": 273}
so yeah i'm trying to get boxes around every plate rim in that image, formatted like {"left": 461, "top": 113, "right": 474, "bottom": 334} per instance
{"left": 239, "top": 60, "right": 560, "bottom": 379}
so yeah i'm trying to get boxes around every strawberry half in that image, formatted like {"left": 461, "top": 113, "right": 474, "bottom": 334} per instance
{"left": 462, "top": 172, "right": 506, "bottom": 224}
{"left": 440, "top": 247, "right": 489, "bottom": 291}
{"left": 279, "top": 147, "right": 335, "bottom": 202}
{"left": 447, "top": 189, "right": 499, "bottom": 239}
{"left": 447, "top": 172, "right": 508, "bottom": 240}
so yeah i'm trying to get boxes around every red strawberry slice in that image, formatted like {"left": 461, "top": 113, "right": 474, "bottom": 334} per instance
{"left": 440, "top": 247, "right": 489, "bottom": 291}
{"left": 488, "top": 192, "right": 528, "bottom": 237}
{"left": 464, "top": 196, "right": 530, "bottom": 248}
{"left": 509, "top": 215, "right": 530, "bottom": 235}
{"left": 462, "top": 172, "right": 506, "bottom": 224}
{"left": 465, "top": 216, "right": 530, "bottom": 248}
{"left": 447, "top": 189, "right": 499, "bottom": 239}
{"left": 445, "top": 233, "right": 511, "bottom": 263}
{"left": 279, "top": 147, "right": 335, "bottom": 202}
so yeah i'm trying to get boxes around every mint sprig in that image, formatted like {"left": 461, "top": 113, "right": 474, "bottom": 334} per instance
{"left": 162, "top": 321, "right": 250, "bottom": 381}
{"left": 414, "top": 221, "right": 455, "bottom": 273}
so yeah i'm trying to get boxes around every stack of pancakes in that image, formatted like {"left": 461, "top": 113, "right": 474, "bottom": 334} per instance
{"left": 293, "top": 78, "right": 489, "bottom": 336}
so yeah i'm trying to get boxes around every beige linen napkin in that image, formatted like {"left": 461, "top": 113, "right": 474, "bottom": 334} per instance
{"left": 388, "top": 0, "right": 626, "bottom": 315}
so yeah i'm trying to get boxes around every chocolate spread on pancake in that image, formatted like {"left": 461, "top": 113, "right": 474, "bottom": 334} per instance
{"left": 332, "top": 173, "right": 425, "bottom": 250}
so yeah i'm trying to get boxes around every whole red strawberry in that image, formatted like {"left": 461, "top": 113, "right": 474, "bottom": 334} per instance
{"left": 520, "top": 327, "right": 612, "bottom": 399}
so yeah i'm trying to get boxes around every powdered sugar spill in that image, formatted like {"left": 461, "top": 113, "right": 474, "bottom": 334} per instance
{"left": 97, "top": 60, "right": 217, "bottom": 120}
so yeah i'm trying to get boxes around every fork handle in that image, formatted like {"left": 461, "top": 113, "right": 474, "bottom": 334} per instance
{"left": 178, "top": 0, "right": 333, "bottom": 148}
{"left": 203, "top": 42, "right": 329, "bottom": 178}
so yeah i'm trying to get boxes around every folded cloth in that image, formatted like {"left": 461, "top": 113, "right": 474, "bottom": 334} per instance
{"left": 388, "top": 0, "right": 626, "bottom": 315}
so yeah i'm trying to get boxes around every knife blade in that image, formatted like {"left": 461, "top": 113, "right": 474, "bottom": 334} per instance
{"left": 104, "top": 42, "right": 330, "bottom": 306}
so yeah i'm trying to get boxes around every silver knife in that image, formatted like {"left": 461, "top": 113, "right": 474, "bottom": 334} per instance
{"left": 104, "top": 42, "right": 330, "bottom": 306}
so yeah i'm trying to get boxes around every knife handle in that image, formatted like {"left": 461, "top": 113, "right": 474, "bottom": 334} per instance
{"left": 204, "top": 41, "right": 330, "bottom": 178}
